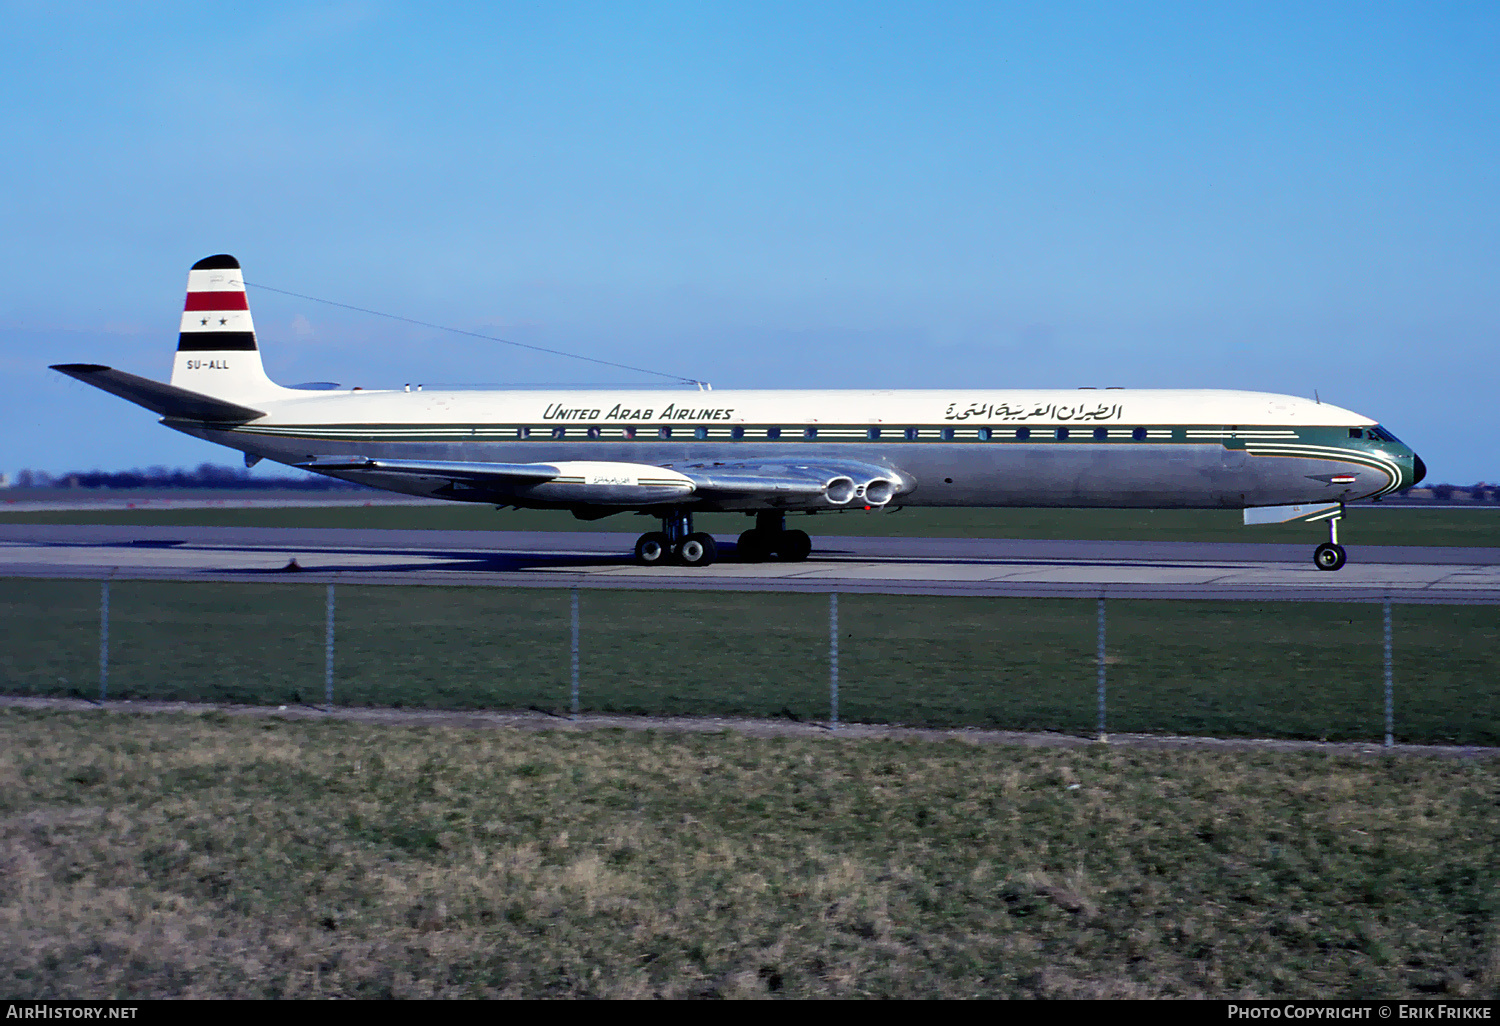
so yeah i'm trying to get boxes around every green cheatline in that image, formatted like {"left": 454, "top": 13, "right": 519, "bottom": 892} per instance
{"left": 1, "top": 503, "right": 1497, "bottom": 546}
{"left": 3, "top": 579, "right": 1496, "bottom": 745}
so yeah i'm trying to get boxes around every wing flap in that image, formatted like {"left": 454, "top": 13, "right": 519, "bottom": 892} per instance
{"left": 51, "top": 364, "right": 265, "bottom": 422}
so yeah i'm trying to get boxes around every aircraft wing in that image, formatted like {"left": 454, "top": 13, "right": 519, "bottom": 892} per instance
{"left": 51, "top": 364, "right": 266, "bottom": 422}
{"left": 295, "top": 455, "right": 911, "bottom": 510}
{"left": 297, "top": 455, "right": 696, "bottom": 506}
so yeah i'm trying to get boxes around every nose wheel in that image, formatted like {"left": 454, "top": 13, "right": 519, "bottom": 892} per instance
{"left": 1314, "top": 542, "right": 1346, "bottom": 571}
{"left": 1312, "top": 505, "right": 1347, "bottom": 571}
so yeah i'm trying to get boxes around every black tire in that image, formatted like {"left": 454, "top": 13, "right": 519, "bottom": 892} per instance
{"left": 634, "top": 531, "right": 671, "bottom": 565}
{"left": 1313, "top": 542, "right": 1346, "bottom": 571}
{"left": 776, "top": 529, "right": 812, "bottom": 562}
{"left": 676, "top": 532, "right": 718, "bottom": 567}
{"left": 737, "top": 529, "right": 770, "bottom": 562}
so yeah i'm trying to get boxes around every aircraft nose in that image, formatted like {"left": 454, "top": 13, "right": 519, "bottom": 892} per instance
{"left": 1411, "top": 453, "right": 1427, "bottom": 488}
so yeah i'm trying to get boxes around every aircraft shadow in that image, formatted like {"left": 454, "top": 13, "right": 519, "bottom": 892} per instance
{"left": 90, "top": 535, "right": 1250, "bottom": 574}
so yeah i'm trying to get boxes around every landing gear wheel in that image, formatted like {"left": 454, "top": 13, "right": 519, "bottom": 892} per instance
{"left": 634, "top": 531, "right": 671, "bottom": 565}
{"left": 1313, "top": 542, "right": 1346, "bottom": 572}
{"left": 737, "top": 529, "right": 772, "bottom": 563}
{"left": 775, "top": 529, "right": 812, "bottom": 562}
{"left": 676, "top": 532, "right": 718, "bottom": 568}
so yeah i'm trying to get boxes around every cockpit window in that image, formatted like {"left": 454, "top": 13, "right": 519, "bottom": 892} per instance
{"left": 1369, "top": 426, "right": 1403, "bottom": 444}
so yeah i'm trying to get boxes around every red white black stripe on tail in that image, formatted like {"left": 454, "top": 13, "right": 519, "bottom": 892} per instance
{"left": 178, "top": 254, "right": 256, "bottom": 351}
{"left": 170, "top": 255, "right": 291, "bottom": 401}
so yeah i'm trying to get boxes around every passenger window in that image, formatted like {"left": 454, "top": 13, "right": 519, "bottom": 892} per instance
{"left": 694, "top": 426, "right": 707, "bottom": 440}
{"left": 1056, "top": 427, "right": 1069, "bottom": 440}
{"left": 1093, "top": 427, "right": 1108, "bottom": 440}
{"left": 731, "top": 426, "right": 744, "bottom": 440}
{"left": 804, "top": 427, "right": 818, "bottom": 439}
{"left": 586, "top": 426, "right": 601, "bottom": 440}
{"left": 659, "top": 426, "right": 672, "bottom": 439}
{"left": 868, "top": 427, "right": 881, "bottom": 440}
{"left": 1015, "top": 427, "right": 1030, "bottom": 440}
{"left": 941, "top": 427, "right": 955, "bottom": 441}
{"left": 517, "top": 427, "right": 530, "bottom": 440}
{"left": 767, "top": 427, "right": 781, "bottom": 439}
{"left": 1132, "top": 427, "right": 1146, "bottom": 441}
{"left": 624, "top": 427, "right": 636, "bottom": 440}
{"left": 551, "top": 427, "right": 566, "bottom": 440}
{"left": 905, "top": 427, "right": 918, "bottom": 440}
{"left": 977, "top": 427, "right": 991, "bottom": 441}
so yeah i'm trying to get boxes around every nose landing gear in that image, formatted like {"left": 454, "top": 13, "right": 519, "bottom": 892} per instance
{"left": 1313, "top": 504, "right": 1347, "bottom": 571}
{"left": 633, "top": 509, "right": 718, "bottom": 567}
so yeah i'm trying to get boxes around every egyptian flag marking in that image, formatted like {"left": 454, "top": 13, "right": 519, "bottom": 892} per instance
{"left": 179, "top": 257, "right": 258, "bottom": 351}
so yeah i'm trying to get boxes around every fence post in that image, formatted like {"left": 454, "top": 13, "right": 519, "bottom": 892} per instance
{"left": 829, "top": 592, "right": 839, "bottom": 730}
{"left": 1096, "top": 595, "right": 1107, "bottom": 742}
{"left": 1383, "top": 597, "right": 1393, "bottom": 749}
{"left": 324, "top": 583, "right": 335, "bottom": 712}
{"left": 99, "top": 579, "right": 110, "bottom": 702}
{"left": 570, "top": 587, "right": 580, "bottom": 720}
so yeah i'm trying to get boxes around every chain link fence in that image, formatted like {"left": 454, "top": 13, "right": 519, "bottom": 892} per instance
{"left": 2, "top": 576, "right": 1496, "bottom": 747}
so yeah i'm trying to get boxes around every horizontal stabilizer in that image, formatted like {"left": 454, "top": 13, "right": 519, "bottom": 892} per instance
{"left": 1244, "top": 502, "right": 1343, "bottom": 526}
{"left": 50, "top": 364, "right": 265, "bottom": 422}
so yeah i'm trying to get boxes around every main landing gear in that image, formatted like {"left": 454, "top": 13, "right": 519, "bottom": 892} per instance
{"left": 735, "top": 511, "right": 812, "bottom": 563}
{"left": 632, "top": 510, "right": 815, "bottom": 568}
{"left": 634, "top": 509, "right": 719, "bottom": 568}
{"left": 1313, "top": 505, "right": 1347, "bottom": 572}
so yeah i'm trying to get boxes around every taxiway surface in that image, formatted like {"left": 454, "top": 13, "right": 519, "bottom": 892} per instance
{"left": 2, "top": 524, "right": 1498, "bottom": 602}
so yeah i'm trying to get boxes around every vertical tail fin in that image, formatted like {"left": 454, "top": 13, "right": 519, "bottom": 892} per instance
{"left": 170, "top": 255, "right": 288, "bottom": 401}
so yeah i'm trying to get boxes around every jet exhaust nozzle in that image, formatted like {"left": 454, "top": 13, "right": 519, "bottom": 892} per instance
{"left": 863, "top": 478, "right": 896, "bottom": 506}
{"left": 824, "top": 476, "right": 857, "bottom": 505}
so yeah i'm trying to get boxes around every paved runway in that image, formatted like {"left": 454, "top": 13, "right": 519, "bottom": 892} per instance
{"left": 3, "top": 523, "right": 1499, "bottom": 602}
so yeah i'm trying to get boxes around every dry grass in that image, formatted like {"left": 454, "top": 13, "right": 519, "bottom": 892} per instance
{"left": 3, "top": 706, "right": 1499, "bottom": 998}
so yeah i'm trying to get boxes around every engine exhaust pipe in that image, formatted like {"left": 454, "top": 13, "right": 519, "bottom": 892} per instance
{"left": 863, "top": 478, "right": 896, "bottom": 506}
{"left": 824, "top": 476, "right": 856, "bottom": 505}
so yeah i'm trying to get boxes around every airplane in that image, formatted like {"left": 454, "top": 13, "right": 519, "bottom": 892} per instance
{"left": 52, "top": 254, "right": 1425, "bottom": 572}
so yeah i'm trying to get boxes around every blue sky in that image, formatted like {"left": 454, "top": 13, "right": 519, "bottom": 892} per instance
{"left": 2, "top": 1, "right": 1496, "bottom": 481}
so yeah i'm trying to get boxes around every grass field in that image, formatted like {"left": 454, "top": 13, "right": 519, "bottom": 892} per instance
{"left": 3, "top": 503, "right": 1499, "bottom": 547}
{"left": 3, "top": 579, "right": 1496, "bottom": 745}
{"left": 2, "top": 707, "right": 1497, "bottom": 998}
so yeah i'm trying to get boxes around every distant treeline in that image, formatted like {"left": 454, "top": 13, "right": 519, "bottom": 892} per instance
{"left": 1404, "top": 483, "right": 1499, "bottom": 502}
{"left": 7, "top": 464, "right": 366, "bottom": 491}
